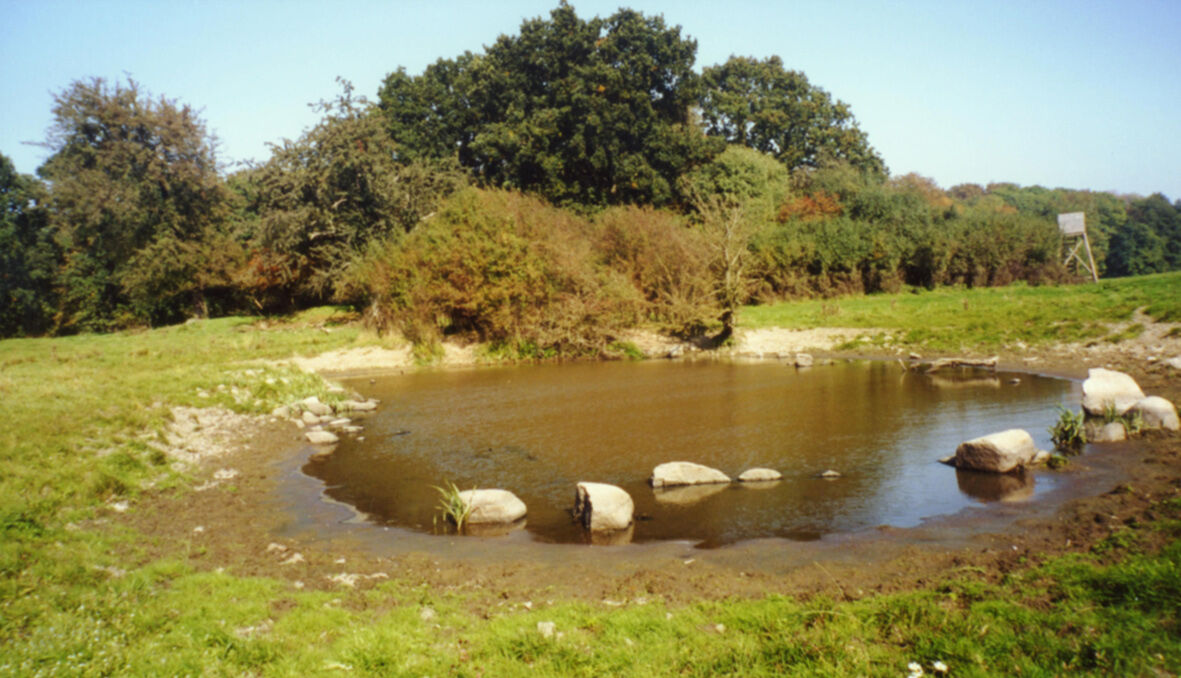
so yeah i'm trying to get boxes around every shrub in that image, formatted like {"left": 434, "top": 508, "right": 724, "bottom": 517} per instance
{"left": 592, "top": 205, "right": 716, "bottom": 332}
{"left": 347, "top": 189, "right": 642, "bottom": 356}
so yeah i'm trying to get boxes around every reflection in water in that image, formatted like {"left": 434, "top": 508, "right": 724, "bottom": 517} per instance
{"left": 304, "top": 361, "right": 1078, "bottom": 546}
{"left": 586, "top": 523, "right": 634, "bottom": 546}
{"left": 956, "top": 469, "right": 1036, "bottom": 503}
{"left": 462, "top": 520, "right": 528, "bottom": 538}
{"left": 928, "top": 374, "right": 1002, "bottom": 390}
{"left": 653, "top": 483, "right": 730, "bottom": 505}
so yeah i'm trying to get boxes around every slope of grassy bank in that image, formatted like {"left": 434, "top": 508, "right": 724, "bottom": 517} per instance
{"left": 741, "top": 271, "right": 1181, "bottom": 352}
{"left": 2, "top": 279, "right": 1180, "bottom": 676}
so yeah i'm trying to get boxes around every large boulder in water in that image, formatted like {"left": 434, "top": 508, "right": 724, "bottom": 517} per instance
{"left": 457, "top": 489, "right": 527, "bottom": 524}
{"left": 1082, "top": 368, "right": 1145, "bottom": 416}
{"left": 573, "top": 482, "right": 634, "bottom": 532}
{"left": 649, "top": 461, "right": 731, "bottom": 488}
{"left": 1129, "top": 396, "right": 1180, "bottom": 431}
{"left": 954, "top": 429, "right": 1036, "bottom": 473}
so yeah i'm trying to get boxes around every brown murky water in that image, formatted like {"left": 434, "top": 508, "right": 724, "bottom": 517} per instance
{"left": 303, "top": 360, "right": 1079, "bottom": 547}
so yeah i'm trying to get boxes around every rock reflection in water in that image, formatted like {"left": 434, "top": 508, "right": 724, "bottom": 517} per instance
{"left": 955, "top": 469, "right": 1035, "bottom": 503}
{"left": 653, "top": 484, "right": 730, "bottom": 505}
{"left": 585, "top": 524, "right": 634, "bottom": 546}
{"left": 463, "top": 519, "right": 527, "bottom": 537}
{"left": 305, "top": 360, "right": 1077, "bottom": 546}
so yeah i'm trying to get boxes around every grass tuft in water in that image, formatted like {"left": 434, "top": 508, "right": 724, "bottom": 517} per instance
{"left": 432, "top": 481, "right": 473, "bottom": 532}
{"left": 1050, "top": 406, "right": 1087, "bottom": 454}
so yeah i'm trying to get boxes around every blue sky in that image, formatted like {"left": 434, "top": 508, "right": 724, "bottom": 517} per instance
{"left": 3, "top": 0, "right": 1179, "bottom": 199}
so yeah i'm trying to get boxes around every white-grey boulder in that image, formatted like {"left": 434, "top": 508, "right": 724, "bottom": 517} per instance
{"left": 737, "top": 467, "right": 782, "bottom": 482}
{"left": 649, "top": 461, "right": 731, "bottom": 488}
{"left": 573, "top": 482, "right": 634, "bottom": 532}
{"left": 337, "top": 399, "right": 377, "bottom": 412}
{"left": 1081, "top": 368, "right": 1145, "bottom": 416}
{"left": 1129, "top": 396, "right": 1180, "bottom": 431}
{"left": 305, "top": 430, "right": 339, "bottom": 445}
{"left": 954, "top": 429, "right": 1037, "bottom": 473}
{"left": 301, "top": 410, "right": 320, "bottom": 425}
{"left": 794, "top": 353, "right": 814, "bottom": 368}
{"left": 1086, "top": 420, "right": 1127, "bottom": 443}
{"left": 300, "top": 396, "right": 333, "bottom": 417}
{"left": 457, "top": 489, "right": 527, "bottom": 524}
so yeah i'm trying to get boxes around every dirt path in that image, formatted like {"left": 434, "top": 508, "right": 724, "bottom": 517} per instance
{"left": 117, "top": 323, "right": 1181, "bottom": 606}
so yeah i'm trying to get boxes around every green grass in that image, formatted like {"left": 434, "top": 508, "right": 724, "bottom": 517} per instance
{"left": 2, "top": 279, "right": 1181, "bottom": 675}
{"left": 739, "top": 272, "right": 1181, "bottom": 352}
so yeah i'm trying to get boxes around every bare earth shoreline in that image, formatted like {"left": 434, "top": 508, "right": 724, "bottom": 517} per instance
{"left": 120, "top": 323, "right": 1181, "bottom": 603}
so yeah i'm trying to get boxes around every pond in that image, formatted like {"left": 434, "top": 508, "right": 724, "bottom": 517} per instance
{"left": 303, "top": 360, "right": 1080, "bottom": 547}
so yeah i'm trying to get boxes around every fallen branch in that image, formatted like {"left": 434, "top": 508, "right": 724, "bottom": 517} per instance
{"left": 925, "top": 356, "right": 998, "bottom": 373}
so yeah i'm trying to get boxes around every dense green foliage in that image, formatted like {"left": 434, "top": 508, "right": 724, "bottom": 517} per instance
{"left": 700, "top": 55, "right": 885, "bottom": 176}
{"left": 2, "top": 4, "right": 1179, "bottom": 347}
{"left": 36, "top": 78, "right": 235, "bottom": 331}
{"left": 237, "top": 79, "right": 465, "bottom": 309}
{"left": 0, "top": 154, "right": 56, "bottom": 336}
{"left": 378, "top": 4, "right": 720, "bottom": 207}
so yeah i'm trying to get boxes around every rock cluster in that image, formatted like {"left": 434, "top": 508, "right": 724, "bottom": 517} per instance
{"left": 1081, "top": 368, "right": 1178, "bottom": 431}
{"left": 948, "top": 368, "right": 1178, "bottom": 476}
{"left": 273, "top": 393, "right": 381, "bottom": 450}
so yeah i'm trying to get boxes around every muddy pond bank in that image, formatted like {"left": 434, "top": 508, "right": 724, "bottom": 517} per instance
{"left": 116, "top": 343, "right": 1180, "bottom": 603}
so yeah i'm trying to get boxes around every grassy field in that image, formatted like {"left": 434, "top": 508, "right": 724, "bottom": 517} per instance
{"left": 2, "top": 279, "right": 1180, "bottom": 676}
{"left": 740, "top": 272, "right": 1181, "bottom": 352}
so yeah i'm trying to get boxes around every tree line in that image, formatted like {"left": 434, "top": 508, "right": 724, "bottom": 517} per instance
{"left": 3, "top": 4, "right": 1179, "bottom": 349}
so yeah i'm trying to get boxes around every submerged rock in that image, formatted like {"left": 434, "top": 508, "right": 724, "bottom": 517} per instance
{"left": 737, "top": 467, "right": 782, "bottom": 482}
{"left": 954, "top": 429, "right": 1036, "bottom": 473}
{"left": 649, "top": 461, "right": 731, "bottom": 488}
{"left": 1086, "top": 420, "right": 1127, "bottom": 443}
{"left": 458, "top": 489, "right": 527, "bottom": 524}
{"left": 1129, "top": 396, "right": 1180, "bottom": 431}
{"left": 816, "top": 469, "right": 842, "bottom": 479}
{"left": 1081, "top": 368, "right": 1145, "bottom": 416}
{"left": 573, "top": 482, "right": 634, "bottom": 532}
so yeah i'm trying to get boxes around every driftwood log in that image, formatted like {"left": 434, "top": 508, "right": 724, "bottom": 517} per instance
{"left": 898, "top": 355, "right": 999, "bottom": 373}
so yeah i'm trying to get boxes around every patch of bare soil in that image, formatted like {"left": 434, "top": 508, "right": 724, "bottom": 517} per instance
{"left": 114, "top": 322, "right": 1181, "bottom": 607}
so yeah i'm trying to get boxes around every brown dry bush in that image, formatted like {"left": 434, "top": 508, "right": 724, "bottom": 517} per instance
{"left": 347, "top": 188, "right": 643, "bottom": 357}
{"left": 592, "top": 205, "right": 717, "bottom": 333}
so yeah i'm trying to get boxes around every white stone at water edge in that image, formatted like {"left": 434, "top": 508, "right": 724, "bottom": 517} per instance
{"left": 954, "top": 429, "right": 1036, "bottom": 473}
{"left": 457, "top": 489, "right": 527, "bottom": 524}
{"left": 794, "top": 353, "right": 814, "bottom": 368}
{"left": 300, "top": 396, "right": 333, "bottom": 417}
{"left": 1081, "top": 368, "right": 1145, "bottom": 416}
{"left": 737, "top": 467, "right": 783, "bottom": 482}
{"left": 649, "top": 461, "right": 731, "bottom": 488}
{"left": 1129, "top": 396, "right": 1180, "bottom": 431}
{"left": 305, "top": 430, "right": 339, "bottom": 445}
{"left": 574, "top": 482, "right": 634, "bottom": 532}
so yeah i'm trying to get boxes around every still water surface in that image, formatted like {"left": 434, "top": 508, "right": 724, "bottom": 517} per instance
{"left": 305, "top": 361, "right": 1079, "bottom": 546}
